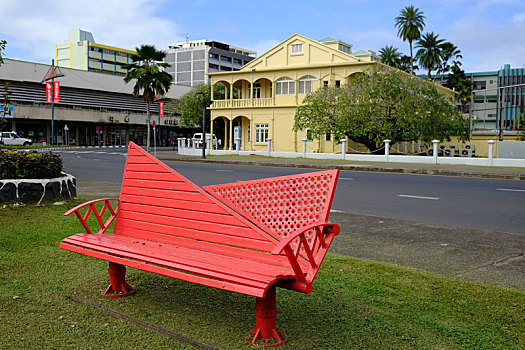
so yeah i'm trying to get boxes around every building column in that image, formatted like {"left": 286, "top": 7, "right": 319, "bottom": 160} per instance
{"left": 228, "top": 118, "right": 233, "bottom": 150}
{"left": 210, "top": 84, "right": 214, "bottom": 100}
{"left": 250, "top": 83, "right": 253, "bottom": 100}
{"left": 230, "top": 84, "right": 234, "bottom": 100}
{"left": 210, "top": 118, "right": 214, "bottom": 149}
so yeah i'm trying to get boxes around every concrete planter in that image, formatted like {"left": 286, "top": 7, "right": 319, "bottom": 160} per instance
{"left": 0, "top": 173, "right": 76, "bottom": 204}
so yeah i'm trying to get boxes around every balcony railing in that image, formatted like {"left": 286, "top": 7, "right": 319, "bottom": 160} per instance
{"left": 212, "top": 98, "right": 273, "bottom": 108}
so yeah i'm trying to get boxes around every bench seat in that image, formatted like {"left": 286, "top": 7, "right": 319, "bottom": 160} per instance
{"left": 61, "top": 232, "right": 300, "bottom": 298}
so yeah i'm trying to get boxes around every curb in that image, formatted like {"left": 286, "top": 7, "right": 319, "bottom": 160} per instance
{"left": 158, "top": 156, "right": 525, "bottom": 181}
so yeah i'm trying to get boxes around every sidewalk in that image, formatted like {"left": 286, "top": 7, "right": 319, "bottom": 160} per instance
{"left": 156, "top": 152, "right": 525, "bottom": 181}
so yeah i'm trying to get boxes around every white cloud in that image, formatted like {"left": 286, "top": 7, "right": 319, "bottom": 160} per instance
{"left": 444, "top": 6, "right": 525, "bottom": 72}
{"left": 0, "top": 0, "right": 182, "bottom": 63}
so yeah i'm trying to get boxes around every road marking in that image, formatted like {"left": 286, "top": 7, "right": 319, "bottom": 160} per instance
{"left": 93, "top": 159, "right": 100, "bottom": 161}
{"left": 339, "top": 177, "right": 354, "bottom": 181}
{"left": 216, "top": 170, "right": 234, "bottom": 172}
{"left": 497, "top": 188, "right": 525, "bottom": 193}
{"left": 109, "top": 152, "right": 121, "bottom": 155}
{"left": 76, "top": 156, "right": 81, "bottom": 159}
{"left": 97, "top": 151, "right": 107, "bottom": 154}
{"left": 330, "top": 209, "right": 344, "bottom": 213}
{"left": 398, "top": 194, "right": 440, "bottom": 201}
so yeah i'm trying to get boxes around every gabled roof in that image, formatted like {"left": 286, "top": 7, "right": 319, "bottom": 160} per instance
{"left": 241, "top": 34, "right": 360, "bottom": 71}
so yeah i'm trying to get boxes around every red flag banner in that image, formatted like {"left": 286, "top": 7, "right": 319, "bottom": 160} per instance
{"left": 160, "top": 101, "right": 164, "bottom": 117}
{"left": 46, "top": 82, "right": 52, "bottom": 103}
{"left": 53, "top": 81, "right": 60, "bottom": 102}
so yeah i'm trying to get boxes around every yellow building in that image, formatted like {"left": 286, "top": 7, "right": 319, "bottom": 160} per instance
{"left": 55, "top": 29, "right": 135, "bottom": 76}
{"left": 209, "top": 34, "right": 454, "bottom": 154}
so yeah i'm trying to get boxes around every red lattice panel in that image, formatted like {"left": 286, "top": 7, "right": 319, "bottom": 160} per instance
{"left": 204, "top": 170, "right": 339, "bottom": 242}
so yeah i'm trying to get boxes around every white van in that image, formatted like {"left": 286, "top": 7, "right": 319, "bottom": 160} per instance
{"left": 0, "top": 132, "right": 32, "bottom": 146}
{"left": 192, "top": 133, "right": 220, "bottom": 148}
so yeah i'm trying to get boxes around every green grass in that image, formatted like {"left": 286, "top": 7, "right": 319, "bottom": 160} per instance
{"left": 1, "top": 202, "right": 524, "bottom": 349}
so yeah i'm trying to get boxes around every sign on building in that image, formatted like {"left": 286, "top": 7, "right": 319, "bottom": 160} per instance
{"left": 1, "top": 104, "right": 13, "bottom": 118}
{"left": 160, "top": 101, "right": 164, "bottom": 117}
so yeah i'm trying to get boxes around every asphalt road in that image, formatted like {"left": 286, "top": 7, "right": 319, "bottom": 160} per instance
{"left": 56, "top": 149, "right": 525, "bottom": 235}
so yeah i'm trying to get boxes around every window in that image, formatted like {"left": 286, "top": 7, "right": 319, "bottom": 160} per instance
{"left": 338, "top": 43, "right": 351, "bottom": 54}
{"left": 474, "top": 81, "right": 486, "bottom": 90}
{"left": 275, "top": 77, "right": 295, "bottom": 95}
{"left": 291, "top": 44, "right": 303, "bottom": 55}
{"left": 298, "top": 75, "right": 316, "bottom": 94}
{"left": 323, "top": 81, "right": 329, "bottom": 87}
{"left": 248, "top": 125, "right": 251, "bottom": 143}
{"left": 335, "top": 80, "right": 341, "bottom": 87}
{"left": 325, "top": 133, "right": 332, "bottom": 141}
{"left": 253, "top": 83, "right": 261, "bottom": 98}
{"left": 255, "top": 124, "right": 269, "bottom": 143}
{"left": 306, "top": 129, "right": 313, "bottom": 141}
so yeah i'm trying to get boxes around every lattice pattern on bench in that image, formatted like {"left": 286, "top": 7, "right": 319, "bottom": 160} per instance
{"left": 204, "top": 169, "right": 339, "bottom": 250}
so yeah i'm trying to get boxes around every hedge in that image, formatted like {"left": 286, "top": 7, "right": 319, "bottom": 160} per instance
{"left": 0, "top": 151, "right": 63, "bottom": 180}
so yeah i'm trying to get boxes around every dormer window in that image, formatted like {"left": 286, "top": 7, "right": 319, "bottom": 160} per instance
{"left": 291, "top": 44, "right": 303, "bottom": 55}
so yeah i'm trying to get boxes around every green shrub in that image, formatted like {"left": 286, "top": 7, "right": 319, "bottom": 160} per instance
{"left": 0, "top": 151, "right": 63, "bottom": 179}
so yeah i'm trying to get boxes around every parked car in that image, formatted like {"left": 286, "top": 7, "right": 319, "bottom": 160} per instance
{"left": 192, "top": 133, "right": 220, "bottom": 148}
{"left": 0, "top": 132, "right": 32, "bottom": 146}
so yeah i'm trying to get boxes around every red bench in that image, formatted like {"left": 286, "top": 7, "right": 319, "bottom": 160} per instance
{"left": 59, "top": 142, "right": 340, "bottom": 347}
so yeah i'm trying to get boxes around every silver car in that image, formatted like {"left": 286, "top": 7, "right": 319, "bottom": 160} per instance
{"left": 0, "top": 132, "right": 32, "bottom": 146}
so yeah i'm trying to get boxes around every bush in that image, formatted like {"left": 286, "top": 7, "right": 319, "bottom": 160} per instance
{"left": 0, "top": 151, "right": 63, "bottom": 179}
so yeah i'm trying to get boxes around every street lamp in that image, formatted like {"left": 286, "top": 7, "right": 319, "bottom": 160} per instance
{"left": 196, "top": 92, "right": 211, "bottom": 159}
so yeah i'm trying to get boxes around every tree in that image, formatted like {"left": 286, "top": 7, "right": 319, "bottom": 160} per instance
{"left": 395, "top": 5, "right": 426, "bottom": 75}
{"left": 121, "top": 45, "right": 173, "bottom": 152}
{"left": 445, "top": 64, "right": 472, "bottom": 113}
{"left": 168, "top": 83, "right": 225, "bottom": 126}
{"left": 0, "top": 40, "right": 6, "bottom": 66}
{"left": 294, "top": 65, "right": 469, "bottom": 152}
{"left": 398, "top": 54, "right": 418, "bottom": 73}
{"left": 379, "top": 45, "right": 402, "bottom": 68}
{"left": 415, "top": 32, "right": 445, "bottom": 79}
{"left": 439, "top": 42, "right": 462, "bottom": 84}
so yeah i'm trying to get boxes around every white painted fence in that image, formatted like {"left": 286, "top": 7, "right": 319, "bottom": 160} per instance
{"left": 177, "top": 138, "right": 525, "bottom": 168}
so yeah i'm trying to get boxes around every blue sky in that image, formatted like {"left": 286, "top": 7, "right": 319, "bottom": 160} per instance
{"left": 1, "top": 0, "right": 525, "bottom": 73}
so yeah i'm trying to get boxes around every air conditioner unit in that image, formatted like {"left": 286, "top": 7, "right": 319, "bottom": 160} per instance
{"left": 461, "top": 149, "right": 473, "bottom": 157}
{"left": 464, "top": 144, "right": 475, "bottom": 151}
{"left": 443, "top": 148, "right": 455, "bottom": 157}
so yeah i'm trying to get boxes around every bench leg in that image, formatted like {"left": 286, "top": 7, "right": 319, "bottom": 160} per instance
{"left": 101, "top": 262, "right": 135, "bottom": 298}
{"left": 245, "top": 285, "right": 288, "bottom": 347}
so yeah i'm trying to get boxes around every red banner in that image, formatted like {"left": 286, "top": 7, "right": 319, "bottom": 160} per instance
{"left": 53, "top": 81, "right": 60, "bottom": 102}
{"left": 46, "top": 82, "right": 52, "bottom": 103}
{"left": 160, "top": 101, "right": 164, "bottom": 117}
{"left": 46, "top": 81, "right": 60, "bottom": 103}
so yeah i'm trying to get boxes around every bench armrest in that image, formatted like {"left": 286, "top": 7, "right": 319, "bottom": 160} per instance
{"left": 271, "top": 223, "right": 340, "bottom": 284}
{"left": 64, "top": 198, "right": 119, "bottom": 234}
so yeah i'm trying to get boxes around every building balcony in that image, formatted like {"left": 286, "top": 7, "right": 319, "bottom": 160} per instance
{"left": 212, "top": 98, "right": 273, "bottom": 108}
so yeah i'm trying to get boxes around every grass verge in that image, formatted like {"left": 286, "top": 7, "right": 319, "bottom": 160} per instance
{"left": 1, "top": 201, "right": 524, "bottom": 349}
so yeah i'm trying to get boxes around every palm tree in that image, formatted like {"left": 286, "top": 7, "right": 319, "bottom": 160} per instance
{"left": 121, "top": 45, "right": 173, "bottom": 152}
{"left": 415, "top": 32, "right": 445, "bottom": 79}
{"left": 395, "top": 5, "right": 426, "bottom": 75}
{"left": 378, "top": 45, "right": 402, "bottom": 68}
{"left": 439, "top": 42, "right": 462, "bottom": 84}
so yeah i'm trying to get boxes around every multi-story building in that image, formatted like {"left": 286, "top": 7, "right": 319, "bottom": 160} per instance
{"left": 55, "top": 29, "right": 135, "bottom": 76}
{"left": 0, "top": 59, "right": 191, "bottom": 146}
{"left": 208, "top": 34, "right": 454, "bottom": 153}
{"left": 164, "top": 39, "right": 256, "bottom": 86}
{"left": 432, "top": 65, "right": 525, "bottom": 137}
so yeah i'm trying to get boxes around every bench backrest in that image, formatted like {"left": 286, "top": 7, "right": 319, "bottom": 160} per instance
{"left": 204, "top": 169, "right": 339, "bottom": 242}
{"left": 114, "top": 143, "right": 277, "bottom": 252}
